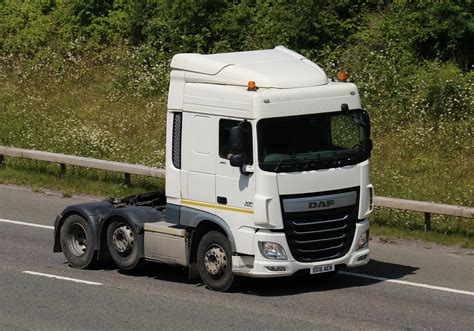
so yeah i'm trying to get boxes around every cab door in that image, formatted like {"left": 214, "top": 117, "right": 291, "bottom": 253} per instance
{"left": 215, "top": 119, "right": 255, "bottom": 224}
{"left": 180, "top": 112, "right": 217, "bottom": 214}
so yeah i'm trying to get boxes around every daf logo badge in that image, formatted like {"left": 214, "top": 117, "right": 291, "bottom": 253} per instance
{"left": 309, "top": 200, "right": 335, "bottom": 208}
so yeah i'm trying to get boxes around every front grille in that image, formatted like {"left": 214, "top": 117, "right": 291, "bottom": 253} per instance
{"left": 281, "top": 187, "right": 359, "bottom": 263}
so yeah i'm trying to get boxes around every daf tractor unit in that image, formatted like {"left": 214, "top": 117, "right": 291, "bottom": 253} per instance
{"left": 54, "top": 46, "right": 373, "bottom": 291}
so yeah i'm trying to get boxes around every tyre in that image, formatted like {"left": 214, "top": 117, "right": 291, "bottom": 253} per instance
{"left": 106, "top": 219, "right": 141, "bottom": 270}
{"left": 197, "top": 231, "right": 235, "bottom": 292}
{"left": 60, "top": 214, "right": 97, "bottom": 269}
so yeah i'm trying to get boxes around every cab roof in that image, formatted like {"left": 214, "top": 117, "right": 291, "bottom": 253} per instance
{"left": 170, "top": 46, "right": 328, "bottom": 89}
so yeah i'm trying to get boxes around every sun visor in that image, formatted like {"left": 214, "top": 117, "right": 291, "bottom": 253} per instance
{"left": 217, "top": 60, "right": 328, "bottom": 88}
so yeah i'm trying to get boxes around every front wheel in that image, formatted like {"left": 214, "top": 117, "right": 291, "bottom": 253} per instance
{"left": 106, "top": 219, "right": 141, "bottom": 270}
{"left": 197, "top": 231, "right": 235, "bottom": 292}
{"left": 60, "top": 214, "right": 97, "bottom": 269}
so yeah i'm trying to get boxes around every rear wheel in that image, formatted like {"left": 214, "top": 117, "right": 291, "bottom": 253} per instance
{"left": 60, "top": 214, "right": 97, "bottom": 269}
{"left": 197, "top": 231, "right": 235, "bottom": 292}
{"left": 106, "top": 219, "right": 141, "bottom": 270}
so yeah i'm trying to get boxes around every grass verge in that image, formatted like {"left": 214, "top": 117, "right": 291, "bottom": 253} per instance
{"left": 371, "top": 224, "right": 473, "bottom": 249}
{"left": 0, "top": 158, "right": 164, "bottom": 198}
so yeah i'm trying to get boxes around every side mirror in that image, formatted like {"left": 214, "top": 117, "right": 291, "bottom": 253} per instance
{"left": 230, "top": 154, "right": 245, "bottom": 168}
{"left": 341, "top": 103, "right": 349, "bottom": 113}
{"left": 367, "top": 139, "right": 373, "bottom": 152}
{"left": 229, "top": 120, "right": 252, "bottom": 175}
{"left": 361, "top": 110, "right": 371, "bottom": 137}
{"left": 229, "top": 125, "right": 244, "bottom": 154}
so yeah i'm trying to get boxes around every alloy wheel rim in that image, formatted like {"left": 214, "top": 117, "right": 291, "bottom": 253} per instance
{"left": 112, "top": 224, "right": 134, "bottom": 256}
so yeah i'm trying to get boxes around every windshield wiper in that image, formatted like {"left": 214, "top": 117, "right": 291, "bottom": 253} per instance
{"left": 274, "top": 159, "right": 283, "bottom": 172}
{"left": 302, "top": 157, "right": 331, "bottom": 170}
{"left": 302, "top": 152, "right": 362, "bottom": 170}
{"left": 301, "top": 150, "right": 338, "bottom": 170}
{"left": 273, "top": 157, "right": 302, "bottom": 172}
{"left": 330, "top": 154, "right": 366, "bottom": 168}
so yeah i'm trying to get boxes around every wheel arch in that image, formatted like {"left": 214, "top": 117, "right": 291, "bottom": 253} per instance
{"left": 179, "top": 206, "right": 237, "bottom": 270}
{"left": 54, "top": 208, "right": 102, "bottom": 253}
{"left": 188, "top": 220, "right": 232, "bottom": 265}
{"left": 54, "top": 200, "right": 132, "bottom": 257}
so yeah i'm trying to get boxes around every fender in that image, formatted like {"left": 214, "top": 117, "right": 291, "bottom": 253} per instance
{"left": 167, "top": 203, "right": 237, "bottom": 253}
{"left": 53, "top": 201, "right": 114, "bottom": 253}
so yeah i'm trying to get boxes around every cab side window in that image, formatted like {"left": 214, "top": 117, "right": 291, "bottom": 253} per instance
{"left": 219, "top": 119, "right": 253, "bottom": 165}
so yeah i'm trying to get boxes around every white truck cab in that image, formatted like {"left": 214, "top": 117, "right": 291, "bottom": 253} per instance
{"left": 164, "top": 46, "right": 372, "bottom": 276}
{"left": 54, "top": 46, "right": 372, "bottom": 291}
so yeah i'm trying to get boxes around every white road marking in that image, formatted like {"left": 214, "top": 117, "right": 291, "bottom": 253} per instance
{"left": 341, "top": 271, "right": 474, "bottom": 296}
{"left": 23, "top": 271, "right": 103, "bottom": 286}
{"left": 0, "top": 218, "right": 54, "bottom": 230}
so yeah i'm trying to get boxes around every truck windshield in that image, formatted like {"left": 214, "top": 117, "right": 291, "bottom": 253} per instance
{"left": 257, "top": 110, "right": 371, "bottom": 173}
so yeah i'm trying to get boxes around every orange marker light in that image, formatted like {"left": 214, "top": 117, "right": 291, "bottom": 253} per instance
{"left": 247, "top": 81, "right": 257, "bottom": 91}
{"left": 338, "top": 72, "right": 348, "bottom": 82}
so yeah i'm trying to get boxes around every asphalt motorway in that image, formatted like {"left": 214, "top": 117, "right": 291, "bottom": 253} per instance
{"left": 1, "top": 184, "right": 473, "bottom": 330}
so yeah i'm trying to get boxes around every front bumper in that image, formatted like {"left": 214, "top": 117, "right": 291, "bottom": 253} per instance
{"left": 232, "top": 219, "right": 370, "bottom": 277}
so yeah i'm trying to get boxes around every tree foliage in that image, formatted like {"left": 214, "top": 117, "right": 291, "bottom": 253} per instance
{"left": 1, "top": 1, "right": 471, "bottom": 68}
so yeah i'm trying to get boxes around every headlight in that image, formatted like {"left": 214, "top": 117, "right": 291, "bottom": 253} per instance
{"left": 258, "top": 241, "right": 287, "bottom": 260}
{"left": 357, "top": 230, "right": 369, "bottom": 250}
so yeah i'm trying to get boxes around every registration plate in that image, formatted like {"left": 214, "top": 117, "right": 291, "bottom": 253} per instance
{"left": 310, "top": 264, "right": 335, "bottom": 275}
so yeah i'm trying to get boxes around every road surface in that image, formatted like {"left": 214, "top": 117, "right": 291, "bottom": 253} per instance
{"left": 1, "top": 184, "right": 473, "bottom": 330}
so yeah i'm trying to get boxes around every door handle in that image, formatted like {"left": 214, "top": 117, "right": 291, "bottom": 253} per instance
{"left": 217, "top": 196, "right": 227, "bottom": 205}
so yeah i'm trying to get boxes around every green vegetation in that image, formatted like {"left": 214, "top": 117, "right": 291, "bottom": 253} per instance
{"left": 0, "top": 158, "right": 164, "bottom": 198}
{"left": 0, "top": 1, "right": 472, "bottom": 246}
{"left": 371, "top": 223, "right": 474, "bottom": 249}
{"left": 0, "top": 158, "right": 165, "bottom": 197}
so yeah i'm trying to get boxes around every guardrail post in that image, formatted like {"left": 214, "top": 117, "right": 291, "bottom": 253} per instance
{"left": 124, "top": 173, "right": 131, "bottom": 187}
{"left": 59, "top": 163, "right": 66, "bottom": 177}
{"left": 424, "top": 212, "right": 431, "bottom": 232}
{"left": 0, "top": 154, "right": 4, "bottom": 168}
